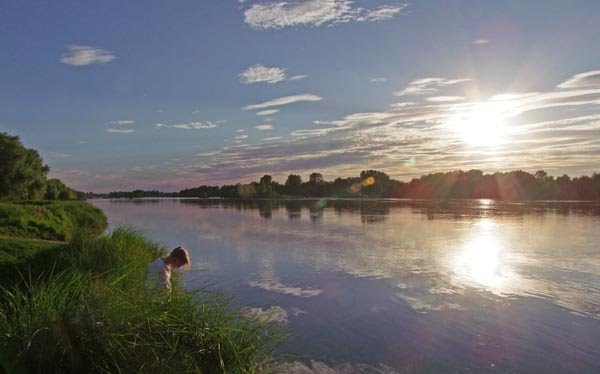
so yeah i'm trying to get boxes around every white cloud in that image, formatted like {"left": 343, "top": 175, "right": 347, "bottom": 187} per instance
{"left": 60, "top": 45, "right": 116, "bottom": 66}
{"left": 393, "top": 77, "right": 471, "bottom": 96}
{"left": 106, "top": 128, "right": 135, "bottom": 134}
{"left": 239, "top": 64, "right": 307, "bottom": 84}
{"left": 243, "top": 0, "right": 406, "bottom": 30}
{"left": 110, "top": 120, "right": 135, "bottom": 126}
{"left": 243, "top": 93, "right": 322, "bottom": 110}
{"left": 155, "top": 121, "right": 220, "bottom": 130}
{"left": 255, "top": 124, "right": 274, "bottom": 130}
{"left": 237, "top": 129, "right": 246, "bottom": 133}
{"left": 235, "top": 134, "right": 249, "bottom": 140}
{"left": 239, "top": 64, "right": 286, "bottom": 84}
{"left": 263, "top": 136, "right": 282, "bottom": 141}
{"left": 256, "top": 109, "right": 280, "bottom": 116}
{"left": 557, "top": 70, "right": 600, "bottom": 89}
{"left": 359, "top": 4, "right": 407, "bottom": 22}
{"left": 426, "top": 96, "right": 465, "bottom": 102}
{"left": 370, "top": 77, "right": 388, "bottom": 83}
{"left": 473, "top": 39, "right": 490, "bottom": 45}
{"left": 288, "top": 74, "right": 308, "bottom": 81}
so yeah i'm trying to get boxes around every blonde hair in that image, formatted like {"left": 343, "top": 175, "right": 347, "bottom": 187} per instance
{"left": 168, "top": 246, "right": 190, "bottom": 270}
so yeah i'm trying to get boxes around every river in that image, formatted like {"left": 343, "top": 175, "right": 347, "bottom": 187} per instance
{"left": 91, "top": 198, "right": 600, "bottom": 373}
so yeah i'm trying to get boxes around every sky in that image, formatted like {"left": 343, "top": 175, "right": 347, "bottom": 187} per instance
{"left": 1, "top": 0, "right": 600, "bottom": 192}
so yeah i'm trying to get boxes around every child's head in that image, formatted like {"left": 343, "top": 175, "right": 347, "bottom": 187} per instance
{"left": 167, "top": 246, "right": 190, "bottom": 269}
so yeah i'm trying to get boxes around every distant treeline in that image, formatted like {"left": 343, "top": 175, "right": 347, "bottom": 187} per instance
{"left": 90, "top": 169, "right": 600, "bottom": 201}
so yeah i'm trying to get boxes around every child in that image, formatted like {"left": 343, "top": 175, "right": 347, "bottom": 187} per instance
{"left": 147, "top": 246, "right": 190, "bottom": 291}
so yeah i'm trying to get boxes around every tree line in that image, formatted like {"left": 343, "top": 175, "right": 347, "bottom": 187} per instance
{"left": 4, "top": 131, "right": 598, "bottom": 201}
{"left": 0, "top": 132, "right": 83, "bottom": 200}
{"left": 94, "top": 169, "right": 600, "bottom": 201}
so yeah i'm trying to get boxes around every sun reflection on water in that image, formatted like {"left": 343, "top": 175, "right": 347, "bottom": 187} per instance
{"left": 451, "top": 219, "right": 514, "bottom": 293}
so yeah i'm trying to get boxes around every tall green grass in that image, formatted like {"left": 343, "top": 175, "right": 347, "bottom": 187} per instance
{"left": 0, "top": 236, "right": 70, "bottom": 285}
{"left": 0, "top": 228, "right": 286, "bottom": 373}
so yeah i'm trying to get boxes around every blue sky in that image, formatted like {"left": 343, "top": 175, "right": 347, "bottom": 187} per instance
{"left": 1, "top": 0, "right": 600, "bottom": 192}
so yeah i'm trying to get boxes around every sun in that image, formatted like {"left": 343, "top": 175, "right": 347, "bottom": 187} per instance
{"left": 448, "top": 101, "right": 510, "bottom": 147}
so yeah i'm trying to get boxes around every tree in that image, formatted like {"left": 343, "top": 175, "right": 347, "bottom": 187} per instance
{"left": 535, "top": 170, "right": 548, "bottom": 181}
{"left": 359, "top": 170, "right": 392, "bottom": 197}
{"left": 257, "top": 175, "right": 273, "bottom": 197}
{"left": 0, "top": 132, "right": 48, "bottom": 200}
{"left": 44, "top": 178, "right": 77, "bottom": 200}
{"left": 309, "top": 172, "right": 324, "bottom": 184}
{"left": 284, "top": 174, "right": 302, "bottom": 195}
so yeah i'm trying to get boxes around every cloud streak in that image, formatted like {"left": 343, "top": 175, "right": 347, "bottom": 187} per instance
{"left": 155, "top": 121, "right": 220, "bottom": 130}
{"left": 255, "top": 124, "right": 274, "bottom": 130}
{"left": 106, "top": 128, "right": 135, "bottom": 134}
{"left": 60, "top": 45, "right": 116, "bottom": 66}
{"left": 394, "top": 77, "right": 470, "bottom": 96}
{"left": 557, "top": 70, "right": 600, "bottom": 89}
{"left": 243, "top": 94, "right": 322, "bottom": 110}
{"left": 110, "top": 120, "right": 135, "bottom": 126}
{"left": 170, "top": 70, "right": 600, "bottom": 185}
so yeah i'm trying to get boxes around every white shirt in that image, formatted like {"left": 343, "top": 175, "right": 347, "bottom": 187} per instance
{"left": 146, "top": 258, "right": 171, "bottom": 291}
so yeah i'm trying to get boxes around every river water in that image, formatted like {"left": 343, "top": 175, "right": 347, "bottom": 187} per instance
{"left": 91, "top": 198, "right": 600, "bottom": 373}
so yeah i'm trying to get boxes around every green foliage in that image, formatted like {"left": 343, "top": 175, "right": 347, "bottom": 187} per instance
{"left": 0, "top": 201, "right": 107, "bottom": 241}
{"left": 0, "top": 132, "right": 49, "bottom": 200}
{"left": 0, "top": 229, "right": 286, "bottom": 373}
{"left": 44, "top": 178, "right": 78, "bottom": 200}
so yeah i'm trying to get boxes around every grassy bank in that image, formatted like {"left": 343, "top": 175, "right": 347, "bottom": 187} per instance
{"left": 0, "top": 203, "right": 285, "bottom": 373}
{"left": 0, "top": 201, "right": 106, "bottom": 284}
{"left": 0, "top": 201, "right": 107, "bottom": 241}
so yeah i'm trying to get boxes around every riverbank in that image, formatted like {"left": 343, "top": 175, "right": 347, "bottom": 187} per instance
{"left": 0, "top": 201, "right": 284, "bottom": 373}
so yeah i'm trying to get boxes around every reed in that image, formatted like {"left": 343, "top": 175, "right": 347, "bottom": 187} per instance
{"left": 0, "top": 228, "right": 286, "bottom": 373}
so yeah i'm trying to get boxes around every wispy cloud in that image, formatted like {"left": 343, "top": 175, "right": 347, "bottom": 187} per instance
{"left": 289, "top": 74, "right": 308, "bottom": 81}
{"left": 473, "top": 39, "right": 490, "bottom": 45}
{"left": 235, "top": 134, "right": 249, "bottom": 140}
{"left": 256, "top": 109, "right": 279, "bottom": 116}
{"left": 175, "top": 70, "right": 600, "bottom": 185}
{"left": 239, "top": 64, "right": 307, "bottom": 84}
{"left": 243, "top": 93, "right": 322, "bottom": 110}
{"left": 110, "top": 120, "right": 135, "bottom": 126}
{"left": 359, "top": 4, "right": 407, "bottom": 22}
{"left": 239, "top": 64, "right": 286, "bottom": 84}
{"left": 370, "top": 77, "right": 388, "bottom": 83}
{"left": 557, "top": 70, "right": 600, "bottom": 89}
{"left": 155, "top": 121, "right": 220, "bottom": 130}
{"left": 426, "top": 96, "right": 465, "bottom": 102}
{"left": 394, "top": 77, "right": 470, "bottom": 96}
{"left": 106, "top": 128, "right": 135, "bottom": 134}
{"left": 255, "top": 124, "right": 274, "bottom": 130}
{"left": 60, "top": 45, "right": 116, "bottom": 66}
{"left": 243, "top": 0, "right": 407, "bottom": 30}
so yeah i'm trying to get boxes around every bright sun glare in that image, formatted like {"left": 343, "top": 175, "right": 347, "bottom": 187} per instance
{"left": 449, "top": 101, "right": 511, "bottom": 147}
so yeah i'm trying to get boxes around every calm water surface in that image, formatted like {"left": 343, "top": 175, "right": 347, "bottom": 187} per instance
{"left": 91, "top": 199, "right": 600, "bottom": 373}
